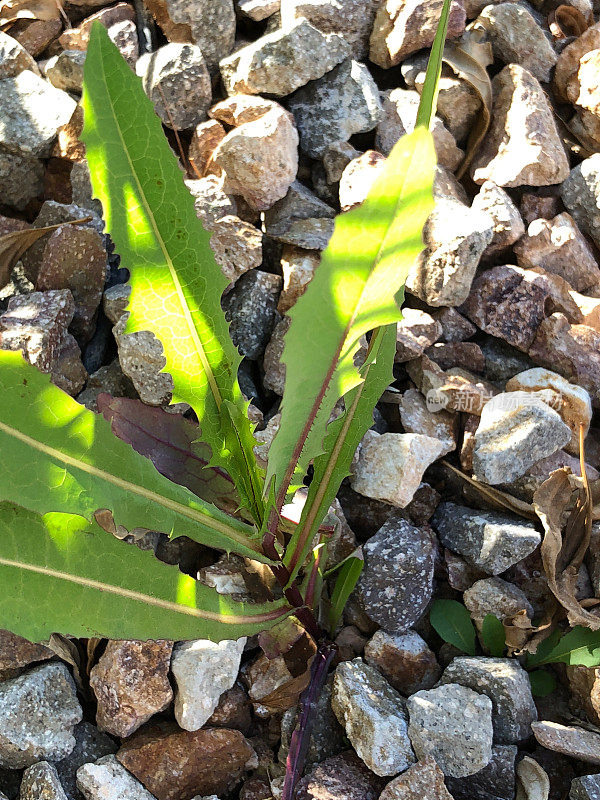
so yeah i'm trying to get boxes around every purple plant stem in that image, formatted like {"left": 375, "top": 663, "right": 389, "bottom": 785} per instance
{"left": 283, "top": 640, "right": 337, "bottom": 800}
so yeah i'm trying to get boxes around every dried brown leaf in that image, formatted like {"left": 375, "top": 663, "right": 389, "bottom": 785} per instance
{"left": 516, "top": 756, "right": 550, "bottom": 800}
{"left": 441, "top": 460, "right": 537, "bottom": 519}
{"left": 0, "top": 217, "right": 91, "bottom": 288}
{"left": 549, "top": 4, "right": 591, "bottom": 38}
{"left": 503, "top": 606, "right": 559, "bottom": 656}
{"left": 443, "top": 27, "right": 493, "bottom": 180}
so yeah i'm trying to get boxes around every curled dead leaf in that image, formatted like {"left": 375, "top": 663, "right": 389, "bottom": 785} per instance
{"left": 443, "top": 26, "right": 493, "bottom": 180}
{"left": 549, "top": 4, "right": 591, "bottom": 39}
{"left": 516, "top": 756, "right": 550, "bottom": 800}
{"left": 503, "top": 606, "right": 559, "bottom": 657}
{"left": 0, "top": 217, "right": 91, "bottom": 289}
{"left": 441, "top": 460, "right": 537, "bottom": 520}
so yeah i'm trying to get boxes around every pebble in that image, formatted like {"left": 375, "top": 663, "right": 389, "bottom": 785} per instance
{"left": 0, "top": 71, "right": 76, "bottom": 158}
{"left": 472, "top": 391, "right": 572, "bottom": 484}
{"left": 112, "top": 315, "right": 173, "bottom": 406}
{"left": 364, "top": 630, "right": 441, "bottom": 695}
{"left": 475, "top": 3, "right": 557, "bottom": 82}
{"left": 237, "top": 0, "right": 279, "bottom": 21}
{"left": 379, "top": 757, "right": 453, "bottom": 800}
{"left": 0, "top": 631, "right": 52, "bottom": 682}
{"left": 567, "top": 666, "right": 600, "bottom": 727}
{"left": 471, "top": 65, "right": 569, "bottom": 187}
{"left": 171, "top": 638, "right": 246, "bottom": 731}
{"left": 505, "top": 367, "right": 592, "bottom": 454}
{"left": 188, "top": 121, "right": 226, "bottom": 178}
{"left": 463, "top": 577, "right": 534, "bottom": 629}
{"left": 355, "top": 515, "right": 435, "bottom": 632}
{"left": 263, "top": 180, "right": 335, "bottom": 250}
{"left": 281, "top": 0, "right": 380, "bottom": 59}
{"left": 263, "top": 316, "right": 289, "bottom": 395}
{"left": 210, "top": 98, "right": 298, "bottom": 210}
{"left": 220, "top": 18, "right": 351, "bottom": 96}
{"left": 433, "top": 307, "right": 477, "bottom": 342}
{"left": 369, "top": 0, "right": 465, "bottom": 67}
{"left": 0, "top": 31, "right": 39, "bottom": 78}
{"left": 514, "top": 212, "right": 600, "bottom": 294}
{"left": 137, "top": 43, "right": 211, "bottom": 131}
{"left": 44, "top": 50, "right": 86, "bottom": 93}
{"left": 332, "top": 658, "right": 416, "bottom": 776}
{"left": 278, "top": 246, "right": 319, "bottom": 312}
{"left": 287, "top": 59, "right": 382, "bottom": 158}
{"left": 571, "top": 774, "right": 600, "bottom": 800}
{"left": 561, "top": 154, "right": 600, "bottom": 250}
{"left": 399, "top": 388, "right": 457, "bottom": 456}
{"left": 222, "top": 270, "right": 281, "bottom": 359}
{"left": 206, "top": 214, "right": 263, "bottom": 285}
{"left": 117, "top": 724, "right": 257, "bottom": 800}
{"left": 532, "top": 721, "right": 600, "bottom": 765}
{"left": 339, "top": 150, "right": 386, "bottom": 211}
{"left": 433, "top": 503, "right": 541, "bottom": 575}
{"left": 554, "top": 22, "right": 600, "bottom": 101}
{"left": 0, "top": 663, "right": 82, "bottom": 769}
{"left": 54, "top": 721, "right": 117, "bottom": 800}
{"left": 406, "top": 683, "right": 493, "bottom": 778}
{"left": 76, "top": 755, "right": 156, "bottom": 800}
{"left": 471, "top": 180, "right": 525, "bottom": 258}
{"left": 351, "top": 430, "right": 445, "bottom": 508}
{"left": 295, "top": 750, "right": 385, "bottom": 800}
{"left": 440, "top": 656, "right": 537, "bottom": 744}
{"left": 90, "top": 641, "right": 174, "bottom": 738}
{"left": 446, "top": 744, "right": 517, "bottom": 800}
{"left": 394, "top": 308, "right": 442, "bottom": 362}
{"left": 0, "top": 150, "right": 43, "bottom": 211}
{"left": 59, "top": 4, "right": 138, "bottom": 65}
{"left": 20, "top": 761, "right": 68, "bottom": 800}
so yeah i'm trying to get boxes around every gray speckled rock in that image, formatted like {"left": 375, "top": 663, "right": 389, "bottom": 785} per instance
{"left": 45, "top": 50, "right": 86, "bottom": 93}
{"left": 356, "top": 515, "right": 435, "bottom": 631}
{"left": 571, "top": 774, "right": 600, "bottom": 800}
{"left": 171, "top": 638, "right": 246, "bottom": 731}
{"left": 446, "top": 744, "right": 517, "bottom": 800}
{"left": 0, "top": 71, "right": 76, "bottom": 158}
{"left": 0, "top": 30, "right": 39, "bottom": 78}
{"left": 287, "top": 59, "right": 382, "bottom": 158}
{"left": 472, "top": 180, "right": 525, "bottom": 259}
{"left": 20, "top": 761, "right": 68, "bottom": 800}
{"left": 264, "top": 180, "right": 335, "bottom": 250}
{"left": 55, "top": 722, "right": 117, "bottom": 800}
{"left": 379, "top": 756, "right": 453, "bottom": 799}
{"left": 222, "top": 270, "right": 282, "bottom": 360}
{"left": 433, "top": 503, "right": 541, "bottom": 575}
{"left": 0, "top": 149, "right": 44, "bottom": 210}
{"left": 332, "top": 658, "right": 415, "bottom": 776}
{"left": 220, "top": 18, "right": 351, "bottom": 96}
{"left": 464, "top": 577, "right": 534, "bottom": 630}
{"left": 532, "top": 722, "right": 600, "bottom": 765}
{"left": 440, "top": 657, "right": 537, "bottom": 744}
{"left": 407, "top": 684, "right": 493, "bottom": 778}
{"left": 281, "top": 0, "right": 380, "bottom": 59}
{"left": 0, "top": 663, "right": 82, "bottom": 768}
{"left": 76, "top": 755, "right": 156, "bottom": 800}
{"left": 472, "top": 393, "right": 572, "bottom": 484}
{"left": 561, "top": 154, "right": 600, "bottom": 250}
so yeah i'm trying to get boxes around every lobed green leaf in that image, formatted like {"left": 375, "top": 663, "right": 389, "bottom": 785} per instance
{"left": 527, "top": 626, "right": 600, "bottom": 668}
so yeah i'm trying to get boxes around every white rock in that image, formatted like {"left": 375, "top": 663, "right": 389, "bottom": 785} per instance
{"left": 76, "top": 755, "right": 156, "bottom": 800}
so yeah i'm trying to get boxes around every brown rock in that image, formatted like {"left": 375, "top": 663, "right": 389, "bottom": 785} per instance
{"left": 432, "top": 307, "right": 476, "bottom": 342}
{"left": 379, "top": 756, "right": 453, "bottom": 799}
{"left": 117, "top": 724, "right": 257, "bottom": 800}
{"left": 567, "top": 666, "right": 600, "bottom": 726}
{"left": 206, "top": 684, "right": 252, "bottom": 733}
{"left": 531, "top": 721, "right": 600, "bottom": 764}
{"left": 0, "top": 631, "right": 53, "bottom": 681}
{"left": 278, "top": 246, "right": 318, "bottom": 313}
{"left": 263, "top": 315, "right": 289, "bottom": 395}
{"left": 188, "top": 119, "right": 225, "bottom": 178}
{"left": 52, "top": 105, "right": 85, "bottom": 163}
{"left": 369, "top": 0, "right": 465, "bottom": 68}
{"left": 37, "top": 225, "right": 107, "bottom": 343}
{"left": 59, "top": 4, "right": 138, "bottom": 64}
{"left": 296, "top": 750, "right": 385, "bottom": 800}
{"left": 424, "top": 341, "right": 485, "bottom": 373}
{"left": 520, "top": 191, "right": 562, "bottom": 226}
{"left": 52, "top": 333, "right": 87, "bottom": 395}
{"left": 528, "top": 313, "right": 600, "bottom": 407}
{"left": 406, "top": 355, "right": 497, "bottom": 415}
{"left": 205, "top": 214, "right": 263, "bottom": 284}
{"left": 395, "top": 308, "right": 442, "bottom": 362}
{"left": 364, "top": 631, "right": 441, "bottom": 695}
{"left": 15, "top": 19, "right": 62, "bottom": 57}
{"left": 554, "top": 22, "right": 600, "bottom": 102}
{"left": 90, "top": 641, "right": 173, "bottom": 738}
{"left": 399, "top": 387, "right": 457, "bottom": 455}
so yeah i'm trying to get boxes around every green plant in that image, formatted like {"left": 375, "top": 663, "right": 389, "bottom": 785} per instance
{"left": 0, "top": 13, "right": 448, "bottom": 795}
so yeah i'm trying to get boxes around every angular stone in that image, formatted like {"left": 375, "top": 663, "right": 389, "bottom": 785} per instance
{"left": 464, "top": 577, "right": 534, "bottom": 629}
{"left": 339, "top": 150, "right": 386, "bottom": 211}
{"left": 472, "top": 180, "right": 525, "bottom": 258}
{"left": 0, "top": 663, "right": 82, "bottom": 769}
{"left": 425, "top": 341, "right": 484, "bottom": 373}
{"left": 117, "top": 724, "right": 257, "bottom": 800}
{"left": 171, "top": 638, "right": 246, "bottom": 731}
{"left": 505, "top": 367, "right": 592, "bottom": 454}
{"left": 516, "top": 212, "right": 600, "bottom": 295}
{"left": 394, "top": 308, "right": 442, "bottom": 362}
{"left": 137, "top": 43, "right": 211, "bottom": 131}
{"left": 287, "top": 59, "right": 382, "bottom": 158}
{"left": 45, "top": 50, "right": 86, "bottom": 93}
{"left": 186, "top": 175, "right": 237, "bottom": 225}
{"left": 113, "top": 315, "right": 173, "bottom": 406}
{"left": 399, "top": 388, "right": 457, "bottom": 456}
{"left": 332, "top": 659, "right": 415, "bottom": 776}
{"left": 264, "top": 181, "right": 335, "bottom": 250}
{"left": 142, "top": 0, "right": 235, "bottom": 72}
{"left": 52, "top": 333, "right": 87, "bottom": 396}
{"left": 364, "top": 630, "right": 441, "bottom": 695}
{"left": 222, "top": 270, "right": 281, "bottom": 359}
{"left": 0, "top": 148, "right": 43, "bottom": 211}
{"left": 369, "top": 0, "right": 465, "bottom": 67}
{"left": 554, "top": 21, "right": 600, "bottom": 101}
{"left": 20, "top": 761, "right": 68, "bottom": 800}
{"left": 379, "top": 757, "right": 453, "bottom": 800}
{"left": 0, "top": 71, "right": 76, "bottom": 158}
{"left": 440, "top": 656, "right": 537, "bottom": 744}
{"left": 55, "top": 721, "right": 117, "bottom": 800}
{"left": 433, "top": 503, "right": 541, "bottom": 574}
{"left": 76, "top": 755, "right": 156, "bottom": 800}
{"left": 471, "top": 65, "right": 569, "bottom": 187}
{"left": 295, "top": 750, "right": 385, "bottom": 800}
{"left": 532, "top": 721, "right": 600, "bottom": 765}
{"left": 445, "top": 744, "right": 517, "bottom": 800}
{"left": 220, "top": 18, "right": 350, "bottom": 96}
{"left": 278, "top": 246, "right": 318, "bottom": 312}
{"left": 472, "top": 392, "right": 572, "bottom": 484}
{"left": 0, "top": 31, "right": 39, "bottom": 78}
{"left": 571, "top": 774, "right": 600, "bottom": 800}
{"left": 561, "top": 154, "right": 600, "bottom": 250}
{"left": 37, "top": 225, "right": 107, "bottom": 342}
{"left": 210, "top": 98, "right": 298, "bottom": 210}
{"left": 59, "top": 4, "right": 138, "bottom": 65}
{"left": 90, "top": 640, "right": 173, "bottom": 738}
{"left": 356, "top": 515, "right": 435, "bottom": 631}
{"left": 407, "top": 684, "right": 493, "bottom": 778}
{"left": 263, "top": 315, "right": 290, "bottom": 395}
{"left": 281, "top": 0, "right": 380, "bottom": 58}
{"left": 375, "top": 89, "right": 463, "bottom": 172}
{"left": 237, "top": 0, "right": 279, "bottom": 20}
{"left": 0, "top": 630, "right": 52, "bottom": 681}
{"left": 188, "top": 120, "right": 225, "bottom": 178}
{"left": 351, "top": 430, "right": 445, "bottom": 507}
{"left": 567, "top": 666, "right": 600, "bottom": 727}
{"left": 476, "top": 3, "right": 557, "bottom": 83}
{"left": 433, "top": 307, "right": 476, "bottom": 342}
